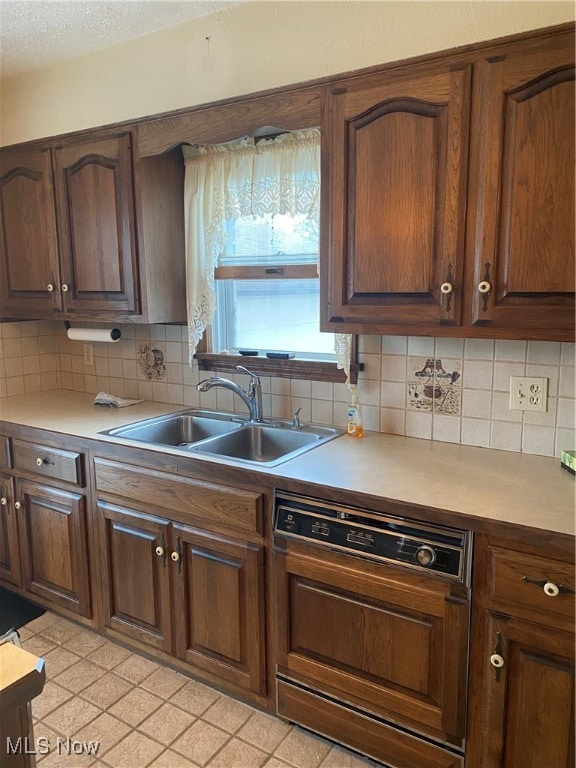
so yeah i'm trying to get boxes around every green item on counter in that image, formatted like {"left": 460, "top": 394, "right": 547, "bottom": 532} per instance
{"left": 560, "top": 450, "right": 575, "bottom": 476}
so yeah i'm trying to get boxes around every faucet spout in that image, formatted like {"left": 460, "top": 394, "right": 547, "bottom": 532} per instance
{"left": 196, "top": 366, "right": 263, "bottom": 422}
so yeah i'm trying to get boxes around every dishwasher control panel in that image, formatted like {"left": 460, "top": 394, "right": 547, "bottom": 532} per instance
{"left": 274, "top": 491, "right": 471, "bottom": 583}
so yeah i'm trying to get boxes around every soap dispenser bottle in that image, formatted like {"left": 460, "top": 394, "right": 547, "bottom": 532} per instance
{"left": 347, "top": 386, "right": 363, "bottom": 438}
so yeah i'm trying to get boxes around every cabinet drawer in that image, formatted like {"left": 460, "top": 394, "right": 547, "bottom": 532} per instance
{"left": 487, "top": 546, "right": 574, "bottom": 629}
{"left": 12, "top": 439, "right": 84, "bottom": 487}
{"left": 94, "top": 458, "right": 263, "bottom": 537}
{"left": 0, "top": 437, "right": 11, "bottom": 469}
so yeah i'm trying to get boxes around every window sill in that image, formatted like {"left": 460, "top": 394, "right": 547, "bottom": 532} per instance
{"left": 195, "top": 353, "right": 362, "bottom": 384}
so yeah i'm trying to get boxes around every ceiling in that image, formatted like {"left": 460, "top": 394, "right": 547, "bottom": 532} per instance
{"left": 0, "top": 0, "right": 236, "bottom": 78}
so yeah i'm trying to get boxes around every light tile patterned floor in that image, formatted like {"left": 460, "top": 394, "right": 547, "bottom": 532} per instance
{"left": 18, "top": 612, "right": 382, "bottom": 768}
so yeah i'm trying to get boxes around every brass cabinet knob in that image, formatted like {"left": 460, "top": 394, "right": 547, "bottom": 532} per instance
{"left": 478, "top": 280, "right": 491, "bottom": 294}
{"left": 36, "top": 457, "right": 44, "bottom": 466}
{"left": 14, "top": 501, "right": 22, "bottom": 510}
{"left": 440, "top": 282, "right": 453, "bottom": 294}
{"left": 155, "top": 546, "right": 165, "bottom": 557}
{"left": 171, "top": 551, "right": 180, "bottom": 562}
{"left": 0, "top": 497, "right": 7, "bottom": 506}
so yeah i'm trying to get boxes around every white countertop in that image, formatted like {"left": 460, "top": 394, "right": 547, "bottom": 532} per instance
{"left": 1, "top": 390, "right": 574, "bottom": 536}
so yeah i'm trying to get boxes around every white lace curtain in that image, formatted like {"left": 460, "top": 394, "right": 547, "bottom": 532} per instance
{"left": 182, "top": 128, "right": 351, "bottom": 380}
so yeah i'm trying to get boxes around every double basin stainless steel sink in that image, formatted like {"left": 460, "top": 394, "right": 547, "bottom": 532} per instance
{"left": 99, "top": 409, "right": 344, "bottom": 467}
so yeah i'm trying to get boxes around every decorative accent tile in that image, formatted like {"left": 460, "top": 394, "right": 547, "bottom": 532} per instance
{"left": 407, "top": 357, "right": 461, "bottom": 416}
{"left": 137, "top": 344, "right": 166, "bottom": 381}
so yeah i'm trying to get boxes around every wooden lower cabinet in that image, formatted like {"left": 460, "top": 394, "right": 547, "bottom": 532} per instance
{"left": 97, "top": 500, "right": 266, "bottom": 696}
{"left": 98, "top": 502, "right": 172, "bottom": 652}
{"left": 16, "top": 479, "right": 91, "bottom": 617}
{"left": 474, "top": 612, "right": 575, "bottom": 768}
{"left": 173, "top": 523, "right": 266, "bottom": 695}
{"left": 0, "top": 473, "right": 20, "bottom": 587}
{"left": 467, "top": 535, "right": 575, "bottom": 767}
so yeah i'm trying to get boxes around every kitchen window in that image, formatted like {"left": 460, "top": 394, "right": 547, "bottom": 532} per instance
{"left": 182, "top": 129, "right": 355, "bottom": 382}
{"left": 212, "top": 213, "right": 334, "bottom": 359}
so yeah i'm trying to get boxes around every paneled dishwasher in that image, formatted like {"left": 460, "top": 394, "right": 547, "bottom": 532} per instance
{"left": 273, "top": 491, "right": 472, "bottom": 768}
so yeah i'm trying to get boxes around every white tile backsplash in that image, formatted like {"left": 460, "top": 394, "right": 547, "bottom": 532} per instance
{"left": 1, "top": 323, "right": 574, "bottom": 459}
{"left": 495, "top": 339, "right": 527, "bottom": 362}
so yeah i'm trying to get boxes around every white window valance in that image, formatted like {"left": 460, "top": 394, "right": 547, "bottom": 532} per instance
{"left": 182, "top": 128, "right": 351, "bottom": 380}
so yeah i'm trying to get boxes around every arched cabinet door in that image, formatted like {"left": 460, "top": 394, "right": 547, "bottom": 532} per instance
{"left": 0, "top": 147, "right": 62, "bottom": 317}
{"left": 321, "top": 63, "right": 471, "bottom": 333}
{"left": 53, "top": 132, "right": 140, "bottom": 315}
{"left": 467, "top": 32, "right": 575, "bottom": 334}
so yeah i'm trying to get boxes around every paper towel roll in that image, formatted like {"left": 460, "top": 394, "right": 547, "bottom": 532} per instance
{"left": 67, "top": 327, "right": 121, "bottom": 342}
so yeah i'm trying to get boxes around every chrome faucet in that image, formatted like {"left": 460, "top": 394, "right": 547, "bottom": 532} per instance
{"left": 196, "top": 364, "right": 263, "bottom": 422}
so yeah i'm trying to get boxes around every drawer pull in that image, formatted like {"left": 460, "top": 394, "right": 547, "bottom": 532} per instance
{"left": 171, "top": 551, "right": 180, "bottom": 562}
{"left": 0, "top": 497, "right": 7, "bottom": 506}
{"left": 36, "top": 457, "right": 55, "bottom": 467}
{"left": 522, "top": 576, "right": 574, "bottom": 596}
{"left": 155, "top": 546, "right": 165, "bottom": 557}
{"left": 14, "top": 501, "right": 22, "bottom": 510}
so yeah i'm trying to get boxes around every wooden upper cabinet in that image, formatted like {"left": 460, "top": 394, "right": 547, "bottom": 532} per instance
{"left": 321, "top": 64, "right": 471, "bottom": 331}
{"left": 466, "top": 31, "right": 575, "bottom": 336}
{"left": 0, "top": 132, "right": 186, "bottom": 323}
{"left": 53, "top": 133, "right": 139, "bottom": 315}
{"left": 0, "top": 147, "right": 62, "bottom": 316}
{"left": 322, "top": 26, "right": 575, "bottom": 340}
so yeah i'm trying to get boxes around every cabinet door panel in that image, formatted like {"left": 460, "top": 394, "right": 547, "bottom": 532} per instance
{"left": 53, "top": 133, "right": 139, "bottom": 315}
{"left": 98, "top": 502, "right": 171, "bottom": 652}
{"left": 0, "top": 473, "right": 20, "bottom": 586}
{"left": 173, "top": 524, "right": 266, "bottom": 695}
{"left": 468, "top": 34, "right": 575, "bottom": 333}
{"left": 0, "top": 147, "right": 62, "bottom": 316}
{"left": 479, "top": 613, "right": 574, "bottom": 768}
{"left": 16, "top": 480, "right": 90, "bottom": 616}
{"left": 275, "top": 544, "right": 468, "bottom": 747}
{"left": 322, "top": 65, "right": 470, "bottom": 331}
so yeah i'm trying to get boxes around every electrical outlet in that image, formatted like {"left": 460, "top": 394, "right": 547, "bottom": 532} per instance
{"left": 83, "top": 343, "right": 94, "bottom": 366}
{"left": 509, "top": 376, "right": 548, "bottom": 412}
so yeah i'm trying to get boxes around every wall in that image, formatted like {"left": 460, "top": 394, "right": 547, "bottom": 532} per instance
{"left": 1, "top": 321, "right": 574, "bottom": 459}
{"left": 1, "top": 1, "right": 574, "bottom": 145}
{"left": 1, "top": 3, "right": 574, "bottom": 457}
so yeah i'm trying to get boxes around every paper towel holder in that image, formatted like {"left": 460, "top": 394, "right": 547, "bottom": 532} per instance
{"left": 64, "top": 322, "right": 121, "bottom": 342}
